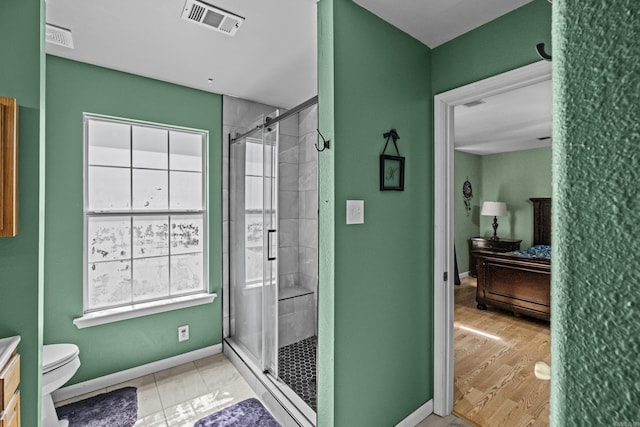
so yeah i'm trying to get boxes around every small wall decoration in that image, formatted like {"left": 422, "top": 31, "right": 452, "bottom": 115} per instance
{"left": 380, "top": 129, "right": 405, "bottom": 191}
{"left": 463, "top": 177, "right": 473, "bottom": 216}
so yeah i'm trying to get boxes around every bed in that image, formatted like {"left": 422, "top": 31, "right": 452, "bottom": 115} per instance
{"left": 474, "top": 198, "right": 551, "bottom": 321}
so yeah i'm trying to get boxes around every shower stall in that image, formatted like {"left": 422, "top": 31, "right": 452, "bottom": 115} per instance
{"left": 224, "top": 96, "right": 318, "bottom": 424}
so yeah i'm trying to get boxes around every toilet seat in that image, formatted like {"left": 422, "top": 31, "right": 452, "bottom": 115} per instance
{"left": 43, "top": 344, "right": 80, "bottom": 373}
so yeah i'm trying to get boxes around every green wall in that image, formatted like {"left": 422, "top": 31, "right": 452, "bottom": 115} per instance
{"left": 0, "top": 1, "right": 45, "bottom": 426}
{"left": 316, "top": 0, "right": 336, "bottom": 422}
{"left": 432, "top": 0, "right": 552, "bottom": 95}
{"left": 480, "top": 147, "right": 552, "bottom": 247}
{"left": 44, "top": 56, "right": 223, "bottom": 384}
{"left": 454, "top": 151, "right": 481, "bottom": 272}
{"left": 316, "top": 0, "right": 552, "bottom": 423}
{"left": 551, "top": 1, "right": 640, "bottom": 425}
{"left": 318, "top": 0, "right": 432, "bottom": 425}
{"left": 454, "top": 147, "right": 552, "bottom": 273}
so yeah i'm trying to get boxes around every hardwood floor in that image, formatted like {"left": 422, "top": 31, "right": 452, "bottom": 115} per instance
{"left": 453, "top": 276, "right": 550, "bottom": 427}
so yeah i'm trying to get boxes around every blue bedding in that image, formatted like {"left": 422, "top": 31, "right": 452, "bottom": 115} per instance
{"left": 512, "top": 244, "right": 551, "bottom": 259}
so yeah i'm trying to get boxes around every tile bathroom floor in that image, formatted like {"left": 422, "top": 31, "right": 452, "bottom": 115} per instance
{"left": 56, "top": 351, "right": 473, "bottom": 427}
{"left": 55, "top": 353, "right": 257, "bottom": 426}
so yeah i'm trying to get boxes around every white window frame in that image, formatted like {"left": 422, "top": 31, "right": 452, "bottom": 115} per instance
{"left": 74, "top": 114, "right": 215, "bottom": 329}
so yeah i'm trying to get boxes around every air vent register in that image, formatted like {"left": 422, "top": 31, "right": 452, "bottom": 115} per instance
{"left": 181, "top": 0, "right": 244, "bottom": 36}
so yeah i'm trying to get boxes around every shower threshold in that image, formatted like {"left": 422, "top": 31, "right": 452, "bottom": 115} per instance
{"left": 224, "top": 337, "right": 316, "bottom": 427}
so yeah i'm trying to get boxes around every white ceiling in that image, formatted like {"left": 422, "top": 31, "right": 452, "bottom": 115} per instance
{"left": 454, "top": 79, "right": 552, "bottom": 155}
{"left": 46, "top": 0, "right": 318, "bottom": 109}
{"left": 353, "top": 0, "right": 534, "bottom": 48}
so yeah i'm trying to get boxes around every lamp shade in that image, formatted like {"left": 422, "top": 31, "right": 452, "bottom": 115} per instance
{"left": 481, "top": 201, "right": 507, "bottom": 217}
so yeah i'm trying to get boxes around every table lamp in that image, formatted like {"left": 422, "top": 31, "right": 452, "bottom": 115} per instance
{"left": 481, "top": 201, "right": 507, "bottom": 240}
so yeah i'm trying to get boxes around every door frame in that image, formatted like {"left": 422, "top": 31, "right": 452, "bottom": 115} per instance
{"left": 432, "top": 60, "right": 552, "bottom": 415}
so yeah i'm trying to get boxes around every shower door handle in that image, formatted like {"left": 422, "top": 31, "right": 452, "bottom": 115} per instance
{"left": 267, "top": 229, "right": 277, "bottom": 261}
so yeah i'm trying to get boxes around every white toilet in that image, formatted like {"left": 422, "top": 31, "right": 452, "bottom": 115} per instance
{"left": 42, "top": 344, "right": 81, "bottom": 427}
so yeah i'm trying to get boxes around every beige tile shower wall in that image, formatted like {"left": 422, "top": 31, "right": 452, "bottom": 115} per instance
{"left": 298, "top": 104, "right": 318, "bottom": 295}
{"left": 278, "top": 293, "right": 316, "bottom": 347}
{"left": 278, "top": 104, "right": 318, "bottom": 348}
{"left": 278, "top": 115, "right": 300, "bottom": 290}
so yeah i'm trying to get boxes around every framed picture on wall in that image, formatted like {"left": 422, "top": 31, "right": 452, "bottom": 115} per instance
{"left": 380, "top": 154, "right": 405, "bottom": 191}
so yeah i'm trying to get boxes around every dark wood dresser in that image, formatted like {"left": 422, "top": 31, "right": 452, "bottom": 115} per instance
{"left": 469, "top": 237, "right": 521, "bottom": 277}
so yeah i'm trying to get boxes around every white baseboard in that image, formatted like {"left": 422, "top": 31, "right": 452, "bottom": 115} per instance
{"left": 52, "top": 343, "right": 222, "bottom": 403}
{"left": 460, "top": 271, "right": 469, "bottom": 279}
{"left": 395, "top": 399, "right": 434, "bottom": 427}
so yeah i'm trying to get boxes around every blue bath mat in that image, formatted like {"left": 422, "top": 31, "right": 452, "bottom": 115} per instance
{"left": 56, "top": 387, "right": 138, "bottom": 427}
{"left": 194, "top": 398, "right": 281, "bottom": 427}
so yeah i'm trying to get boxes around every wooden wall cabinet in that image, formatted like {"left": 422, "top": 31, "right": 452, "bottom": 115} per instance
{"left": 0, "top": 96, "right": 18, "bottom": 237}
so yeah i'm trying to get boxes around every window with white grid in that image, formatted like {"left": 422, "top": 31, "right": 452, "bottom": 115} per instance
{"left": 84, "top": 115, "right": 208, "bottom": 313}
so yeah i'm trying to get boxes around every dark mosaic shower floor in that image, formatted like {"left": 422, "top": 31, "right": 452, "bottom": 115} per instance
{"left": 278, "top": 336, "right": 317, "bottom": 411}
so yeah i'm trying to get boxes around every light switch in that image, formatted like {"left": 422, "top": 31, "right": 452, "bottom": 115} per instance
{"left": 346, "top": 200, "right": 364, "bottom": 224}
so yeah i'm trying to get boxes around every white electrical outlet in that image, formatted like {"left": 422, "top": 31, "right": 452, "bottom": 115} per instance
{"left": 178, "top": 325, "right": 189, "bottom": 342}
{"left": 346, "top": 200, "right": 364, "bottom": 224}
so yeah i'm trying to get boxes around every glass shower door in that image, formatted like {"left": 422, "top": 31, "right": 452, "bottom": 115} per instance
{"left": 262, "top": 121, "right": 279, "bottom": 377}
{"left": 229, "top": 112, "right": 279, "bottom": 377}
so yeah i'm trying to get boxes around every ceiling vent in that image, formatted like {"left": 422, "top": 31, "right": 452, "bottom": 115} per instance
{"left": 181, "top": 0, "right": 244, "bottom": 36}
{"left": 462, "top": 100, "right": 486, "bottom": 108}
{"left": 46, "top": 24, "right": 74, "bottom": 49}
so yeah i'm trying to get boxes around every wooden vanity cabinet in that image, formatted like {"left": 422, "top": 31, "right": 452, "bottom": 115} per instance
{"left": 0, "top": 351, "right": 20, "bottom": 427}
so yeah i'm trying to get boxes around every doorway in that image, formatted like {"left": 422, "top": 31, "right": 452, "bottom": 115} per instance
{"left": 433, "top": 60, "right": 553, "bottom": 417}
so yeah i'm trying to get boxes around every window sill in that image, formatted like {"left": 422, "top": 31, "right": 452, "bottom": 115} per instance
{"left": 73, "top": 293, "right": 217, "bottom": 329}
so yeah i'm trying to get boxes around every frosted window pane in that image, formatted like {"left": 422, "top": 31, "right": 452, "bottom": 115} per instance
{"left": 245, "top": 246, "right": 263, "bottom": 283}
{"left": 171, "top": 253, "right": 203, "bottom": 295}
{"left": 245, "top": 140, "right": 263, "bottom": 176}
{"left": 133, "top": 126, "right": 168, "bottom": 170}
{"left": 245, "top": 177, "right": 263, "bottom": 212}
{"left": 88, "top": 216, "right": 131, "bottom": 262}
{"left": 133, "top": 169, "right": 168, "bottom": 209}
{"left": 88, "top": 260, "right": 132, "bottom": 309}
{"left": 85, "top": 118, "right": 208, "bottom": 311}
{"left": 170, "top": 131, "right": 202, "bottom": 171}
{"left": 133, "top": 257, "right": 170, "bottom": 302}
{"left": 170, "top": 171, "right": 202, "bottom": 210}
{"left": 171, "top": 215, "right": 203, "bottom": 254}
{"left": 133, "top": 216, "right": 169, "bottom": 258}
{"left": 263, "top": 140, "right": 275, "bottom": 178}
{"left": 88, "top": 166, "right": 131, "bottom": 210}
{"left": 88, "top": 121, "right": 131, "bottom": 167}
{"left": 245, "top": 212, "right": 262, "bottom": 247}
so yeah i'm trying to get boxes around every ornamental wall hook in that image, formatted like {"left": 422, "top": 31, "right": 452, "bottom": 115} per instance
{"left": 315, "top": 129, "right": 330, "bottom": 152}
{"left": 536, "top": 43, "right": 552, "bottom": 61}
